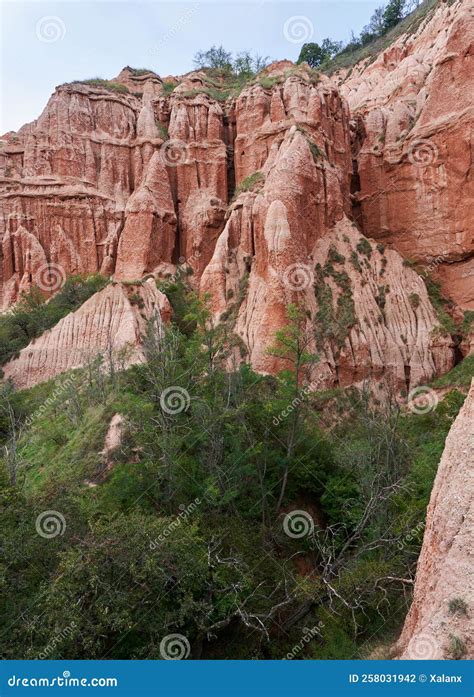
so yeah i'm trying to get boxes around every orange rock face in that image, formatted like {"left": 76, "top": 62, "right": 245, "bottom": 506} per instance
{"left": 1, "top": 1, "right": 471, "bottom": 388}
{"left": 334, "top": 0, "right": 474, "bottom": 309}
{"left": 397, "top": 380, "right": 474, "bottom": 660}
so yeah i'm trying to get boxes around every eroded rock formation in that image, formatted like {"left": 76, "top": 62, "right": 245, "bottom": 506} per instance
{"left": 334, "top": 0, "right": 474, "bottom": 309}
{"left": 2, "top": 279, "right": 170, "bottom": 389}
{"left": 397, "top": 379, "right": 474, "bottom": 660}
{"left": 1, "top": 0, "right": 472, "bottom": 389}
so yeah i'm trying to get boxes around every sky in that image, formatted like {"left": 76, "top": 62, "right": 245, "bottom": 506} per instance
{"left": 0, "top": 0, "right": 380, "bottom": 133}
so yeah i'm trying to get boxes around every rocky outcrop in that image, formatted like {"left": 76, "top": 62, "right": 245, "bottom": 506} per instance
{"left": 398, "top": 380, "right": 474, "bottom": 659}
{"left": 2, "top": 279, "right": 170, "bottom": 389}
{"left": 335, "top": 0, "right": 474, "bottom": 309}
{"left": 1, "top": 0, "right": 471, "bottom": 389}
{"left": 202, "top": 185, "right": 453, "bottom": 388}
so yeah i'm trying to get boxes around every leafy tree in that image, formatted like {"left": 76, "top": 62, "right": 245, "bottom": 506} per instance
{"left": 383, "top": 0, "right": 407, "bottom": 31}
{"left": 193, "top": 46, "right": 268, "bottom": 79}
{"left": 368, "top": 6, "right": 386, "bottom": 35}
{"left": 233, "top": 51, "right": 269, "bottom": 78}
{"left": 297, "top": 39, "right": 342, "bottom": 68}
{"left": 193, "top": 45, "right": 233, "bottom": 72}
{"left": 268, "top": 304, "right": 319, "bottom": 512}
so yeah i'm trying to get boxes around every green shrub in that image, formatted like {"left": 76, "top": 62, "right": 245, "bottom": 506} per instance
{"left": 425, "top": 278, "right": 456, "bottom": 334}
{"left": 162, "top": 81, "right": 176, "bottom": 94}
{"left": 409, "top": 292, "right": 420, "bottom": 310}
{"left": 448, "top": 598, "right": 468, "bottom": 616}
{"left": 447, "top": 635, "right": 466, "bottom": 660}
{"left": 78, "top": 79, "right": 129, "bottom": 94}
{"left": 356, "top": 238, "right": 372, "bottom": 258}
{"left": 433, "top": 355, "right": 474, "bottom": 389}
{"left": 233, "top": 171, "right": 264, "bottom": 197}
{"left": 258, "top": 76, "right": 281, "bottom": 89}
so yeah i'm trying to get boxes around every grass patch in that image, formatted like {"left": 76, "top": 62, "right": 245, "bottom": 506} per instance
{"left": 233, "top": 171, "right": 264, "bottom": 198}
{"left": 258, "top": 75, "right": 282, "bottom": 89}
{"left": 320, "top": 0, "right": 440, "bottom": 76}
{"left": 432, "top": 355, "right": 474, "bottom": 389}
{"left": 425, "top": 278, "right": 456, "bottom": 334}
{"left": 162, "top": 81, "right": 176, "bottom": 94}
{"left": 127, "top": 67, "right": 154, "bottom": 76}
{"left": 75, "top": 79, "right": 129, "bottom": 94}
{"left": 356, "top": 238, "right": 372, "bottom": 258}
{"left": 156, "top": 122, "right": 169, "bottom": 139}
{"left": 447, "top": 635, "right": 466, "bottom": 660}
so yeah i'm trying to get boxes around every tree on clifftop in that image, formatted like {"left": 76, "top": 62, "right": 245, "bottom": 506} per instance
{"left": 193, "top": 45, "right": 233, "bottom": 72}
{"left": 383, "top": 0, "right": 407, "bottom": 31}
{"left": 296, "top": 39, "right": 343, "bottom": 68}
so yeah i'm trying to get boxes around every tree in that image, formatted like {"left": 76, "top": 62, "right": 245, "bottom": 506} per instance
{"left": 233, "top": 51, "right": 269, "bottom": 78}
{"left": 193, "top": 45, "right": 233, "bottom": 72}
{"left": 359, "top": 5, "right": 386, "bottom": 44}
{"left": 268, "top": 304, "right": 318, "bottom": 513}
{"left": 368, "top": 6, "right": 386, "bottom": 35}
{"left": 192, "top": 47, "right": 268, "bottom": 79}
{"left": 297, "top": 39, "right": 342, "bottom": 68}
{"left": 382, "top": 0, "right": 407, "bottom": 31}
{"left": 321, "top": 38, "right": 343, "bottom": 58}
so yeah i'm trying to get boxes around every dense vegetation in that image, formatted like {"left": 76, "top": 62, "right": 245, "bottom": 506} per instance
{"left": 316, "top": 0, "right": 440, "bottom": 74}
{"left": 193, "top": 46, "right": 269, "bottom": 79}
{"left": 0, "top": 280, "right": 468, "bottom": 660}
{"left": 0, "top": 275, "right": 108, "bottom": 368}
{"left": 297, "top": 0, "right": 417, "bottom": 69}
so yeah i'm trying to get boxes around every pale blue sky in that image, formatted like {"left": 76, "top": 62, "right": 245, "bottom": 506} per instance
{"left": 0, "top": 0, "right": 379, "bottom": 133}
